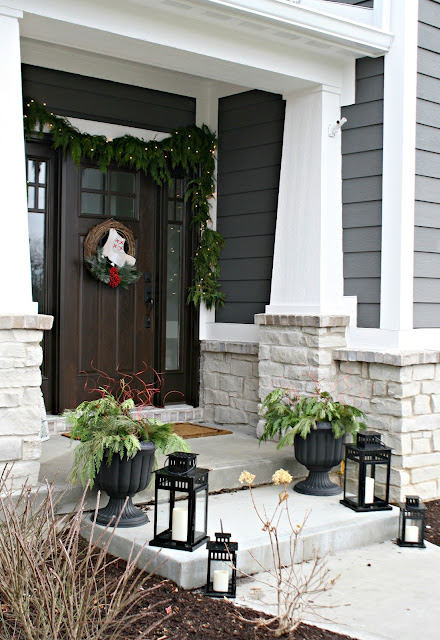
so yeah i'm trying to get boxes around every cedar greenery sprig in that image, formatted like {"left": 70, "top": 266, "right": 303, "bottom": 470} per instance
{"left": 86, "top": 247, "right": 141, "bottom": 289}
{"left": 23, "top": 97, "right": 225, "bottom": 309}
{"left": 259, "top": 387, "right": 367, "bottom": 448}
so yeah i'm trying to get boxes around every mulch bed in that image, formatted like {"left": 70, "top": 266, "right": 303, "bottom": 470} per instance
{"left": 106, "top": 559, "right": 352, "bottom": 640}
{"left": 107, "top": 499, "right": 440, "bottom": 639}
{"left": 425, "top": 498, "right": 440, "bottom": 547}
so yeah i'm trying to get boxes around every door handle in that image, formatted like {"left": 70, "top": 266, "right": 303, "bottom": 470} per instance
{"left": 144, "top": 274, "right": 154, "bottom": 328}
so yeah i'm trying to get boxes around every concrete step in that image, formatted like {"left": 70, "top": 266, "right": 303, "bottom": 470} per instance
{"left": 82, "top": 485, "right": 399, "bottom": 590}
{"left": 46, "top": 405, "right": 204, "bottom": 435}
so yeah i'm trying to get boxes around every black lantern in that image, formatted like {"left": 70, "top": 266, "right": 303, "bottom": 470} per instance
{"left": 149, "top": 452, "right": 209, "bottom": 552}
{"left": 397, "top": 496, "right": 426, "bottom": 548}
{"left": 340, "top": 431, "right": 392, "bottom": 512}
{"left": 205, "top": 532, "right": 238, "bottom": 599}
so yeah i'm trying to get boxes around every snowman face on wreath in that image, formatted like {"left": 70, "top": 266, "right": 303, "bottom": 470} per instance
{"left": 102, "top": 228, "right": 136, "bottom": 268}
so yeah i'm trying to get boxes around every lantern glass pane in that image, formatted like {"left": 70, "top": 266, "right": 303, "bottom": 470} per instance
{"left": 194, "top": 488, "right": 207, "bottom": 542}
{"left": 345, "top": 457, "right": 359, "bottom": 505}
{"left": 404, "top": 516, "right": 423, "bottom": 544}
{"left": 363, "top": 464, "right": 376, "bottom": 505}
{"left": 155, "top": 488, "right": 172, "bottom": 539}
{"left": 210, "top": 558, "right": 232, "bottom": 593}
{"left": 372, "top": 465, "right": 387, "bottom": 503}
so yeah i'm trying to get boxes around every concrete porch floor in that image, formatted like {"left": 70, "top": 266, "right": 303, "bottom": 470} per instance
{"left": 39, "top": 428, "right": 308, "bottom": 512}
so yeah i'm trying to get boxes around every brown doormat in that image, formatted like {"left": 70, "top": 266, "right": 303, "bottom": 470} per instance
{"left": 62, "top": 423, "right": 232, "bottom": 441}
{"left": 173, "top": 423, "right": 232, "bottom": 439}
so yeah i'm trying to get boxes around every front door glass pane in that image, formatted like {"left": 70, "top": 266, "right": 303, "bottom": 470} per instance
{"left": 165, "top": 224, "right": 181, "bottom": 370}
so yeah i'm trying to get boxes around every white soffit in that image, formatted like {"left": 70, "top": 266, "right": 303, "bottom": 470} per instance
{"left": 12, "top": 0, "right": 392, "bottom": 93}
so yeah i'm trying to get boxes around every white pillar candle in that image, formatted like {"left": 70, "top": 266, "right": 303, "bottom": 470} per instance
{"left": 405, "top": 524, "right": 419, "bottom": 543}
{"left": 213, "top": 569, "right": 229, "bottom": 593}
{"left": 364, "top": 477, "right": 375, "bottom": 504}
{"left": 171, "top": 507, "right": 187, "bottom": 542}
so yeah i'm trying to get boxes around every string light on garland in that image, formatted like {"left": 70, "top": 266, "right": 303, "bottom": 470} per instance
{"left": 23, "top": 97, "right": 225, "bottom": 309}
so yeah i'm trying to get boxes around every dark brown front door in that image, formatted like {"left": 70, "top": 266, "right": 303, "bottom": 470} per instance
{"left": 58, "top": 156, "right": 156, "bottom": 409}
{"left": 27, "top": 141, "right": 199, "bottom": 413}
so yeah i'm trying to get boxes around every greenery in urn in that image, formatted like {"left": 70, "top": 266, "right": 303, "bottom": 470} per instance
{"left": 259, "top": 387, "right": 367, "bottom": 449}
{"left": 65, "top": 380, "right": 190, "bottom": 488}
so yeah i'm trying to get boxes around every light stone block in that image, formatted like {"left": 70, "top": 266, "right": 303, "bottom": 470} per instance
{"left": 22, "top": 387, "right": 42, "bottom": 405}
{"left": 0, "top": 368, "right": 41, "bottom": 388}
{"left": 22, "top": 437, "right": 42, "bottom": 460}
{"left": 0, "top": 391, "right": 22, "bottom": 407}
{"left": 365, "top": 414, "right": 391, "bottom": 432}
{"left": 230, "top": 359, "right": 254, "bottom": 377}
{"left": 11, "top": 329, "right": 43, "bottom": 343}
{"left": 259, "top": 361, "right": 284, "bottom": 377}
{"left": 412, "top": 364, "right": 435, "bottom": 380}
{"left": 269, "top": 346, "right": 309, "bottom": 366}
{"left": 422, "top": 381, "right": 440, "bottom": 394}
{"left": 0, "top": 437, "right": 22, "bottom": 461}
{"left": 204, "top": 359, "right": 231, "bottom": 374}
{"left": 214, "top": 406, "right": 248, "bottom": 425}
{"left": 402, "top": 452, "right": 440, "bottom": 469}
{"left": 411, "top": 465, "right": 440, "bottom": 484}
{"left": 25, "top": 346, "right": 43, "bottom": 367}
{"left": 433, "top": 430, "right": 440, "bottom": 451}
{"left": 369, "top": 364, "right": 412, "bottom": 383}
{"left": 0, "top": 406, "right": 41, "bottom": 435}
{"left": 413, "top": 395, "right": 431, "bottom": 415}
{"left": 340, "top": 361, "right": 362, "bottom": 375}
{"left": 218, "top": 374, "right": 243, "bottom": 393}
{"left": 411, "top": 437, "right": 431, "bottom": 455}
{"left": 387, "top": 382, "right": 420, "bottom": 398}
{"left": 370, "top": 397, "right": 412, "bottom": 418}
{"left": 383, "top": 433, "right": 411, "bottom": 455}
{"left": 372, "top": 381, "right": 387, "bottom": 397}
{"left": 204, "top": 389, "right": 229, "bottom": 406}
{"left": 411, "top": 480, "right": 437, "bottom": 500}
{"left": 0, "top": 343, "right": 26, "bottom": 358}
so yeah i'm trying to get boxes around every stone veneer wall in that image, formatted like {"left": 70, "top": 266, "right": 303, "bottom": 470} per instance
{"left": 0, "top": 315, "right": 53, "bottom": 488}
{"left": 200, "top": 341, "right": 259, "bottom": 429}
{"left": 253, "top": 313, "right": 440, "bottom": 502}
{"left": 256, "top": 314, "right": 349, "bottom": 439}
{"left": 334, "top": 349, "right": 440, "bottom": 502}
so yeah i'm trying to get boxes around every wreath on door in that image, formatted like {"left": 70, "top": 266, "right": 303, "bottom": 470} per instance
{"left": 84, "top": 219, "right": 141, "bottom": 289}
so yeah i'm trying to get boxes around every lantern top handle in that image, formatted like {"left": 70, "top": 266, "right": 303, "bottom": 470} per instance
{"left": 165, "top": 451, "right": 198, "bottom": 475}
{"left": 357, "top": 431, "right": 382, "bottom": 448}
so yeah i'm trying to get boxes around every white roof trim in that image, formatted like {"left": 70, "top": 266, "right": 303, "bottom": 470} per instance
{"left": 193, "top": 0, "right": 393, "bottom": 55}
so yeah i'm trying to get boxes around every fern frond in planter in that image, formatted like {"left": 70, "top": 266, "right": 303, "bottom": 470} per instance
{"left": 260, "top": 387, "right": 367, "bottom": 449}
{"left": 66, "top": 393, "right": 190, "bottom": 488}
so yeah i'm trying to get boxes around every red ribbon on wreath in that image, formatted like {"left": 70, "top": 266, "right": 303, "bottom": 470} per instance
{"left": 109, "top": 266, "right": 122, "bottom": 288}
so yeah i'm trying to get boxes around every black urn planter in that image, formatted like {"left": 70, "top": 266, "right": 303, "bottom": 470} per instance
{"left": 293, "top": 422, "right": 345, "bottom": 496}
{"left": 93, "top": 441, "right": 156, "bottom": 527}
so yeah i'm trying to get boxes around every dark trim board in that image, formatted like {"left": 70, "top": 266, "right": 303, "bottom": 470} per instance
{"left": 21, "top": 65, "right": 196, "bottom": 132}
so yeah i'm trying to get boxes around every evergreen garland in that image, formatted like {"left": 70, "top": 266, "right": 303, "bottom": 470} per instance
{"left": 23, "top": 98, "right": 225, "bottom": 309}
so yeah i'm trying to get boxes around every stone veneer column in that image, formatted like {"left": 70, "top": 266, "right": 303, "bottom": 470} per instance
{"left": 200, "top": 341, "right": 259, "bottom": 429}
{"left": 334, "top": 349, "right": 440, "bottom": 503}
{"left": 0, "top": 315, "right": 53, "bottom": 488}
{"left": 255, "top": 314, "right": 349, "bottom": 437}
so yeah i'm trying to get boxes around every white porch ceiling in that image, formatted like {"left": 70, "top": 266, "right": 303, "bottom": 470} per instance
{"left": 12, "top": 0, "right": 393, "bottom": 96}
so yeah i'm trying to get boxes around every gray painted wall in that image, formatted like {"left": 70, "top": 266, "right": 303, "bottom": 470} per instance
{"left": 341, "top": 57, "right": 384, "bottom": 328}
{"left": 216, "top": 90, "right": 285, "bottom": 324}
{"left": 21, "top": 65, "right": 196, "bottom": 132}
{"left": 414, "top": 0, "right": 440, "bottom": 328}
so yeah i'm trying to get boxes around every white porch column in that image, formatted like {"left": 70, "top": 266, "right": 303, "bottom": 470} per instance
{"left": 267, "top": 86, "right": 348, "bottom": 316}
{"left": 0, "top": 8, "right": 37, "bottom": 314}
{"left": 380, "top": 0, "right": 419, "bottom": 333}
